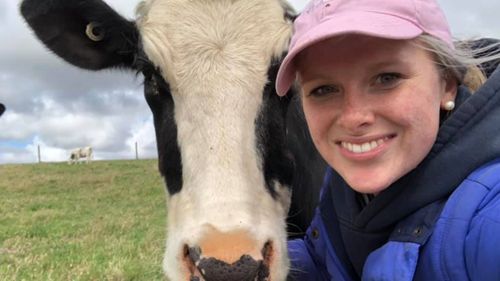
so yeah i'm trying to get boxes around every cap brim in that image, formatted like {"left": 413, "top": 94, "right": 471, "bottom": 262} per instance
{"left": 276, "top": 11, "right": 423, "bottom": 96}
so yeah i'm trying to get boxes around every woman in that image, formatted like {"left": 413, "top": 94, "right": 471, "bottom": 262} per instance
{"left": 276, "top": 0, "right": 500, "bottom": 280}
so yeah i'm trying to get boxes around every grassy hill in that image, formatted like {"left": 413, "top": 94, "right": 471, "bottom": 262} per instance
{"left": 0, "top": 160, "right": 168, "bottom": 280}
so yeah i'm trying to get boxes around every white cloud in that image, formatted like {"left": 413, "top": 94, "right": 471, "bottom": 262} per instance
{"left": 0, "top": 146, "right": 37, "bottom": 164}
{"left": 27, "top": 136, "right": 69, "bottom": 163}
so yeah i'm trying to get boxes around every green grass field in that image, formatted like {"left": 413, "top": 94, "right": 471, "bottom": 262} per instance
{"left": 0, "top": 160, "right": 168, "bottom": 281}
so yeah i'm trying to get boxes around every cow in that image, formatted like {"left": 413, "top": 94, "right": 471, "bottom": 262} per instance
{"left": 0, "top": 103, "right": 4, "bottom": 117}
{"left": 20, "top": 1, "right": 326, "bottom": 280}
{"left": 68, "top": 146, "right": 93, "bottom": 164}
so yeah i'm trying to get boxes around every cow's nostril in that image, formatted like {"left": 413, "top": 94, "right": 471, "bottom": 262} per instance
{"left": 260, "top": 241, "right": 273, "bottom": 278}
{"left": 188, "top": 246, "right": 202, "bottom": 263}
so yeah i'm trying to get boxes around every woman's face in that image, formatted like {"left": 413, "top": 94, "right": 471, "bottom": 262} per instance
{"left": 297, "top": 35, "right": 457, "bottom": 194}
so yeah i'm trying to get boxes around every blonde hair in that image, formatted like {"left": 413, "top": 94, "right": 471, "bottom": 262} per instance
{"left": 414, "top": 35, "right": 500, "bottom": 92}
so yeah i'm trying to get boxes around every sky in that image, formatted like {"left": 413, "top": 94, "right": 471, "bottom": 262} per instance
{"left": 0, "top": 0, "right": 499, "bottom": 164}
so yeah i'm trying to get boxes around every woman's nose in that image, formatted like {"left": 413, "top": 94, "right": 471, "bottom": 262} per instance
{"left": 336, "top": 96, "right": 375, "bottom": 131}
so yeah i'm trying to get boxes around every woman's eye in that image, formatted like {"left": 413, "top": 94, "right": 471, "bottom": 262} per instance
{"left": 308, "top": 85, "right": 340, "bottom": 97}
{"left": 375, "top": 73, "right": 402, "bottom": 86}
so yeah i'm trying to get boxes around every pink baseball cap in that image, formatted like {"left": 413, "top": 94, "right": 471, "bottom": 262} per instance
{"left": 276, "top": 0, "right": 453, "bottom": 96}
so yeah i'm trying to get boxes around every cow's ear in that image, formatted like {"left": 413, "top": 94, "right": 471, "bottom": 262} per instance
{"left": 20, "top": 0, "right": 139, "bottom": 70}
{"left": 0, "top": 103, "right": 5, "bottom": 117}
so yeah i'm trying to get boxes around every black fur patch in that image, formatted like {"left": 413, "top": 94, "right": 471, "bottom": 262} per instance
{"left": 139, "top": 55, "right": 183, "bottom": 195}
{"left": 256, "top": 57, "right": 326, "bottom": 237}
{"left": 256, "top": 59, "right": 294, "bottom": 198}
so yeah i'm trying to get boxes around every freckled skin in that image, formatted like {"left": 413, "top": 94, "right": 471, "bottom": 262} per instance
{"left": 297, "top": 35, "right": 457, "bottom": 194}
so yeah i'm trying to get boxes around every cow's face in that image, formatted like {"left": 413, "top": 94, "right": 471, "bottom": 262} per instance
{"left": 136, "top": 1, "right": 295, "bottom": 280}
{"left": 21, "top": 0, "right": 296, "bottom": 280}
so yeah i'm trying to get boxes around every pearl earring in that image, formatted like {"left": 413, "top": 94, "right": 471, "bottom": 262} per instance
{"left": 444, "top": 101, "right": 455, "bottom": 111}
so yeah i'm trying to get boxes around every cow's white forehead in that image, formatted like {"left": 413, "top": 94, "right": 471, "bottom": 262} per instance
{"left": 136, "top": 0, "right": 292, "bottom": 90}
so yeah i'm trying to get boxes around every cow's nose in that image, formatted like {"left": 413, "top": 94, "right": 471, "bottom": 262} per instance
{"left": 193, "top": 254, "right": 264, "bottom": 281}
{"left": 184, "top": 228, "right": 273, "bottom": 281}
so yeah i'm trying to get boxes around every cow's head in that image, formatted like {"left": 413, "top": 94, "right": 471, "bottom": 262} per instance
{"left": 21, "top": 0, "right": 302, "bottom": 280}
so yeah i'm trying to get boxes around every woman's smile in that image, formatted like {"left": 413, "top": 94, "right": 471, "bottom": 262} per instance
{"left": 336, "top": 134, "right": 396, "bottom": 161}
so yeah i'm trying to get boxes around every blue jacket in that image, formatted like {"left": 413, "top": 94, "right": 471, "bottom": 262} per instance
{"left": 288, "top": 65, "right": 500, "bottom": 280}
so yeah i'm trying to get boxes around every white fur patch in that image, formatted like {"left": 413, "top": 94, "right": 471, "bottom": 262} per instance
{"left": 136, "top": 0, "right": 293, "bottom": 280}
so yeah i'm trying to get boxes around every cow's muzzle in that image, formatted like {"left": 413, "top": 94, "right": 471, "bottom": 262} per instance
{"left": 183, "top": 229, "right": 274, "bottom": 281}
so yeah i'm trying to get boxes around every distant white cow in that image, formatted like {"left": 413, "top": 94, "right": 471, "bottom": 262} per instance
{"left": 68, "top": 146, "right": 93, "bottom": 164}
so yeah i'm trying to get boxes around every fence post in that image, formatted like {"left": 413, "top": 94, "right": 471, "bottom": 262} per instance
{"left": 37, "top": 145, "right": 41, "bottom": 163}
{"left": 135, "top": 142, "right": 139, "bottom": 160}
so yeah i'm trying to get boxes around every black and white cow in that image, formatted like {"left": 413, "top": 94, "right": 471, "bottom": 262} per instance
{"left": 68, "top": 146, "right": 93, "bottom": 164}
{"left": 21, "top": 0, "right": 326, "bottom": 280}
